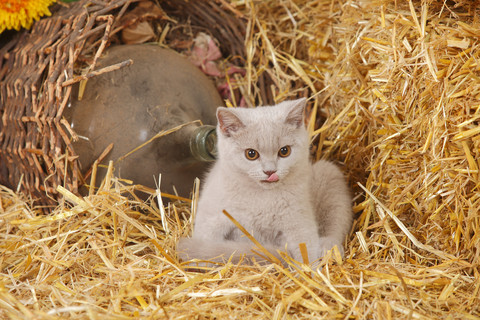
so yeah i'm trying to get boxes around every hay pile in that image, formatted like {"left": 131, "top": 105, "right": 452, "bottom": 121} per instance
{"left": 1, "top": 0, "right": 479, "bottom": 318}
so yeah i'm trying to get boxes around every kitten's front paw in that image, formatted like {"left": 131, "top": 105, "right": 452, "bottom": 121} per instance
{"left": 313, "top": 237, "right": 344, "bottom": 261}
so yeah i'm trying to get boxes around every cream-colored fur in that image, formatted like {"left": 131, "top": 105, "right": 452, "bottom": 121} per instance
{"left": 177, "top": 98, "right": 352, "bottom": 265}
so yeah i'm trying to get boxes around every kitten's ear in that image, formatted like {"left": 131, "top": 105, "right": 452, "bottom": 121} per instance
{"left": 216, "top": 107, "right": 245, "bottom": 137}
{"left": 285, "top": 98, "right": 307, "bottom": 128}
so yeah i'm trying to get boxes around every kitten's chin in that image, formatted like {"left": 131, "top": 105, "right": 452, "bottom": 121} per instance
{"left": 261, "top": 180, "right": 279, "bottom": 184}
{"left": 258, "top": 180, "right": 280, "bottom": 189}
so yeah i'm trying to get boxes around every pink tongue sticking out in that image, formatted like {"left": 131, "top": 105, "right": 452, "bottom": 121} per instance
{"left": 267, "top": 172, "right": 279, "bottom": 182}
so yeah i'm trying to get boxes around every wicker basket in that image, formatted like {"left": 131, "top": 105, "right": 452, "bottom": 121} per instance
{"left": 0, "top": 0, "right": 272, "bottom": 206}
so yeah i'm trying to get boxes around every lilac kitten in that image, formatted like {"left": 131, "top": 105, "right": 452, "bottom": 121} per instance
{"left": 178, "top": 98, "right": 352, "bottom": 265}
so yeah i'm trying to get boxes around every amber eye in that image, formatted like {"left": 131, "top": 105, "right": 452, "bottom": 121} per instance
{"left": 245, "top": 149, "right": 259, "bottom": 160}
{"left": 278, "top": 146, "right": 291, "bottom": 158}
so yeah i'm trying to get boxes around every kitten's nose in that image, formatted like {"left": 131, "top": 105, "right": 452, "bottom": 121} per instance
{"left": 264, "top": 170, "right": 277, "bottom": 176}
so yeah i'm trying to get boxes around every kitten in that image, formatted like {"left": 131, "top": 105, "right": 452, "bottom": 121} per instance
{"left": 177, "top": 98, "right": 352, "bottom": 265}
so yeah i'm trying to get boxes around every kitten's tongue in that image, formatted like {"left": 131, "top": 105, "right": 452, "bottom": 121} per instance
{"left": 267, "top": 172, "right": 279, "bottom": 182}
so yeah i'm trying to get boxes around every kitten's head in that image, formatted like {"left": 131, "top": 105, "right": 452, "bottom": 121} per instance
{"left": 216, "top": 98, "right": 309, "bottom": 188}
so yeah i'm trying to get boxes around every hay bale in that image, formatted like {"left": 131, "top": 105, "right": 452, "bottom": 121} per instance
{"left": 313, "top": 0, "right": 480, "bottom": 262}
{"left": 0, "top": 0, "right": 479, "bottom": 319}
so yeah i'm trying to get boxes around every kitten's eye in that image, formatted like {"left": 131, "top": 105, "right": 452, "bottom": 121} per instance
{"left": 278, "top": 146, "right": 291, "bottom": 158}
{"left": 245, "top": 149, "right": 259, "bottom": 160}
